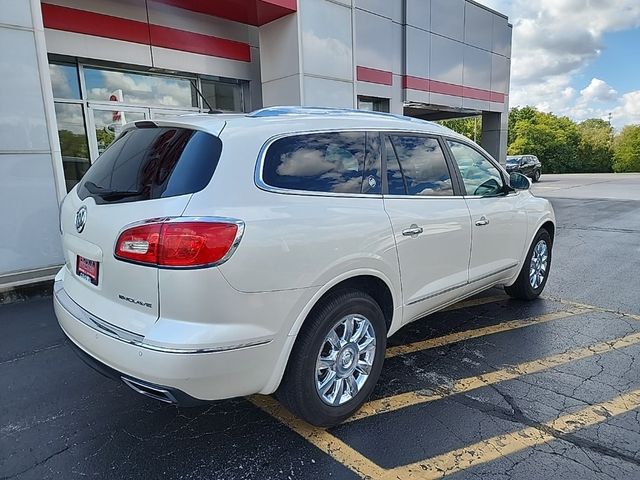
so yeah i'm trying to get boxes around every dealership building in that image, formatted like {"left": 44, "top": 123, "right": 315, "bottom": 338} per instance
{"left": 0, "top": 0, "right": 512, "bottom": 288}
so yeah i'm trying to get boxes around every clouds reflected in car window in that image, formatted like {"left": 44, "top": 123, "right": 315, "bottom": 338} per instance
{"left": 264, "top": 132, "right": 380, "bottom": 194}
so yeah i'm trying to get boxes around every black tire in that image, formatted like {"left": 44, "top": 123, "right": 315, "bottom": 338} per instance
{"left": 505, "top": 229, "right": 552, "bottom": 300}
{"left": 276, "top": 289, "right": 386, "bottom": 427}
{"left": 532, "top": 170, "right": 541, "bottom": 182}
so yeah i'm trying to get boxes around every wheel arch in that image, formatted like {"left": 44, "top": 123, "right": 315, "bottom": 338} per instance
{"left": 540, "top": 220, "right": 555, "bottom": 244}
{"left": 259, "top": 270, "right": 399, "bottom": 394}
{"left": 505, "top": 213, "right": 555, "bottom": 288}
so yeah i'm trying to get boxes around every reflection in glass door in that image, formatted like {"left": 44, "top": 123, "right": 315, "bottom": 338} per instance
{"left": 88, "top": 107, "right": 147, "bottom": 159}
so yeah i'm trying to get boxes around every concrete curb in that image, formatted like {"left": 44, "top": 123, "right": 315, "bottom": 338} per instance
{"left": 0, "top": 280, "right": 54, "bottom": 305}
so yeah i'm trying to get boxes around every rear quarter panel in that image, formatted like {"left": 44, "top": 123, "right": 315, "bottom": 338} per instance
{"left": 182, "top": 123, "right": 402, "bottom": 328}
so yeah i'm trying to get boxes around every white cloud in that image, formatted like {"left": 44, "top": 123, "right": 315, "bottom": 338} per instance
{"left": 612, "top": 91, "right": 640, "bottom": 126}
{"left": 579, "top": 78, "right": 618, "bottom": 104}
{"left": 480, "top": 0, "right": 640, "bottom": 127}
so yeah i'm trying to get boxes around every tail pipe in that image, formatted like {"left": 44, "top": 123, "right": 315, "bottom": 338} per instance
{"left": 121, "top": 377, "right": 178, "bottom": 404}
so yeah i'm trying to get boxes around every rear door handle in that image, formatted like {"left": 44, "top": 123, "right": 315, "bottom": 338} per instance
{"left": 475, "top": 216, "right": 490, "bottom": 227}
{"left": 402, "top": 224, "right": 424, "bottom": 236}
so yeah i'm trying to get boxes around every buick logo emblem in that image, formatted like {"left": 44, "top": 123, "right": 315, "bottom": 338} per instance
{"left": 75, "top": 206, "right": 87, "bottom": 233}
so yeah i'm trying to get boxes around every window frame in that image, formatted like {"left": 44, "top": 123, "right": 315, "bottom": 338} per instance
{"left": 255, "top": 129, "right": 383, "bottom": 198}
{"left": 441, "top": 137, "right": 514, "bottom": 198}
{"left": 380, "top": 132, "right": 464, "bottom": 198}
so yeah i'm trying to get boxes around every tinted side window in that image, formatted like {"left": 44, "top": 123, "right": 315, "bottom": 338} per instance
{"left": 447, "top": 140, "right": 504, "bottom": 196}
{"left": 78, "top": 127, "right": 222, "bottom": 204}
{"left": 386, "top": 135, "right": 453, "bottom": 196}
{"left": 263, "top": 132, "right": 381, "bottom": 194}
{"left": 385, "top": 137, "right": 407, "bottom": 194}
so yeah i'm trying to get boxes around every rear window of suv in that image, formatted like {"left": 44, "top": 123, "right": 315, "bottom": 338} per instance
{"left": 261, "top": 132, "right": 381, "bottom": 194}
{"left": 78, "top": 126, "right": 222, "bottom": 204}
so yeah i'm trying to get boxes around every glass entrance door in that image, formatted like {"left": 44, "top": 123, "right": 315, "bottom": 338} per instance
{"left": 88, "top": 106, "right": 147, "bottom": 160}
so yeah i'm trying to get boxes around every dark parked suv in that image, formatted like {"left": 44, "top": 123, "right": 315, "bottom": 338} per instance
{"left": 506, "top": 155, "right": 542, "bottom": 182}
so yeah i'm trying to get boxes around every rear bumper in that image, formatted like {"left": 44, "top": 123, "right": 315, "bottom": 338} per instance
{"left": 65, "top": 336, "right": 204, "bottom": 406}
{"left": 54, "top": 280, "right": 288, "bottom": 402}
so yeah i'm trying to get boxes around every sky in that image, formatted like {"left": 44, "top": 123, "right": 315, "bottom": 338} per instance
{"left": 481, "top": 0, "right": 640, "bottom": 128}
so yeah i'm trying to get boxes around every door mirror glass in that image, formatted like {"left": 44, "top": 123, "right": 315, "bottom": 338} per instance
{"left": 510, "top": 172, "right": 531, "bottom": 190}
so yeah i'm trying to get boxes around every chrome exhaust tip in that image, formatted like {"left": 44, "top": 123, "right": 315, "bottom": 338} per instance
{"left": 121, "top": 377, "right": 178, "bottom": 404}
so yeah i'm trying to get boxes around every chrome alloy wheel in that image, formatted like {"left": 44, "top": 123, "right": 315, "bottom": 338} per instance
{"left": 315, "top": 314, "right": 376, "bottom": 406}
{"left": 529, "top": 239, "right": 549, "bottom": 289}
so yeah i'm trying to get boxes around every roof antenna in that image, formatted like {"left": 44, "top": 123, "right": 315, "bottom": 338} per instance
{"left": 190, "top": 80, "right": 223, "bottom": 114}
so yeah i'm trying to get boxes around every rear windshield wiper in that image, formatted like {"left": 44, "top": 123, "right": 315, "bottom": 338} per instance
{"left": 84, "top": 181, "right": 143, "bottom": 199}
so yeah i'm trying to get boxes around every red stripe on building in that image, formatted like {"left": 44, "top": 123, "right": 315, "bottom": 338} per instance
{"left": 41, "top": 3, "right": 250, "bottom": 62}
{"left": 41, "top": 3, "right": 150, "bottom": 44}
{"left": 491, "top": 92, "right": 506, "bottom": 103}
{"left": 401, "top": 74, "right": 505, "bottom": 103}
{"left": 429, "top": 79, "right": 465, "bottom": 98}
{"left": 462, "top": 86, "right": 493, "bottom": 102}
{"left": 356, "top": 66, "right": 393, "bottom": 86}
{"left": 149, "top": 25, "right": 250, "bottom": 61}
{"left": 403, "top": 75, "right": 430, "bottom": 91}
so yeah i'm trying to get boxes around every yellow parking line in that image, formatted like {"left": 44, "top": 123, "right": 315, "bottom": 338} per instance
{"left": 441, "top": 294, "right": 508, "bottom": 312}
{"left": 547, "top": 296, "right": 640, "bottom": 322}
{"left": 386, "top": 307, "right": 589, "bottom": 358}
{"left": 349, "top": 330, "right": 640, "bottom": 422}
{"left": 250, "top": 300, "right": 639, "bottom": 478}
{"left": 252, "top": 331, "right": 640, "bottom": 479}
{"left": 384, "top": 387, "right": 640, "bottom": 479}
{"left": 249, "top": 395, "right": 387, "bottom": 479}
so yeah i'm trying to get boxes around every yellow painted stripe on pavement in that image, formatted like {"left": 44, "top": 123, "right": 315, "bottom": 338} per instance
{"left": 249, "top": 395, "right": 386, "bottom": 479}
{"left": 384, "top": 387, "right": 640, "bottom": 479}
{"left": 386, "top": 307, "right": 589, "bottom": 358}
{"left": 349, "top": 330, "right": 640, "bottom": 422}
{"left": 547, "top": 296, "right": 640, "bottom": 322}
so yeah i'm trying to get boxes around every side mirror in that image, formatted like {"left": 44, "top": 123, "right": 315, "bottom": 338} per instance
{"left": 509, "top": 172, "right": 531, "bottom": 191}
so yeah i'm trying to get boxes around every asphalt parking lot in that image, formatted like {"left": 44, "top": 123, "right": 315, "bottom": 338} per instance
{"left": 2, "top": 173, "right": 640, "bottom": 480}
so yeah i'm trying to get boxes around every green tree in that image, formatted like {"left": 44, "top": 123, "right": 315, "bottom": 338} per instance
{"left": 438, "top": 116, "right": 482, "bottom": 143}
{"left": 508, "top": 106, "right": 538, "bottom": 146}
{"left": 508, "top": 110, "right": 581, "bottom": 173}
{"left": 58, "top": 129, "right": 89, "bottom": 158}
{"left": 576, "top": 119, "right": 614, "bottom": 173}
{"left": 96, "top": 128, "right": 115, "bottom": 153}
{"left": 613, "top": 125, "right": 640, "bottom": 172}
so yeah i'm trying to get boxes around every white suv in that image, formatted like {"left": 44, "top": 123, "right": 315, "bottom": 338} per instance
{"left": 54, "top": 107, "right": 555, "bottom": 426}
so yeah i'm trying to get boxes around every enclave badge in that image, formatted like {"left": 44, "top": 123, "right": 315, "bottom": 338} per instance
{"left": 75, "top": 206, "right": 87, "bottom": 233}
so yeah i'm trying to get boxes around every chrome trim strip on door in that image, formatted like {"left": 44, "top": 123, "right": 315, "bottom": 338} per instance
{"left": 468, "top": 263, "right": 519, "bottom": 285}
{"left": 54, "top": 281, "right": 272, "bottom": 354}
{"left": 407, "top": 281, "right": 468, "bottom": 306}
{"left": 406, "top": 263, "right": 519, "bottom": 307}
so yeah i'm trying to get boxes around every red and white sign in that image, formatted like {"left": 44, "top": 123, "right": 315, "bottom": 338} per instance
{"left": 110, "top": 89, "right": 125, "bottom": 123}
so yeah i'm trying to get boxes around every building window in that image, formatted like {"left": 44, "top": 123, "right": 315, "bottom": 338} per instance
{"left": 49, "top": 59, "right": 248, "bottom": 192}
{"left": 201, "top": 78, "right": 244, "bottom": 112}
{"left": 53, "top": 103, "right": 90, "bottom": 192}
{"left": 83, "top": 66, "right": 198, "bottom": 108}
{"left": 358, "top": 96, "right": 390, "bottom": 113}
{"left": 50, "top": 63, "right": 81, "bottom": 100}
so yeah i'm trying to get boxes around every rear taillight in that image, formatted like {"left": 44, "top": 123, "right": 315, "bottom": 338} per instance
{"left": 115, "top": 219, "right": 243, "bottom": 268}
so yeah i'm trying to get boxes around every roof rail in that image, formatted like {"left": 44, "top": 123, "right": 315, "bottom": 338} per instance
{"left": 247, "top": 106, "right": 428, "bottom": 124}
